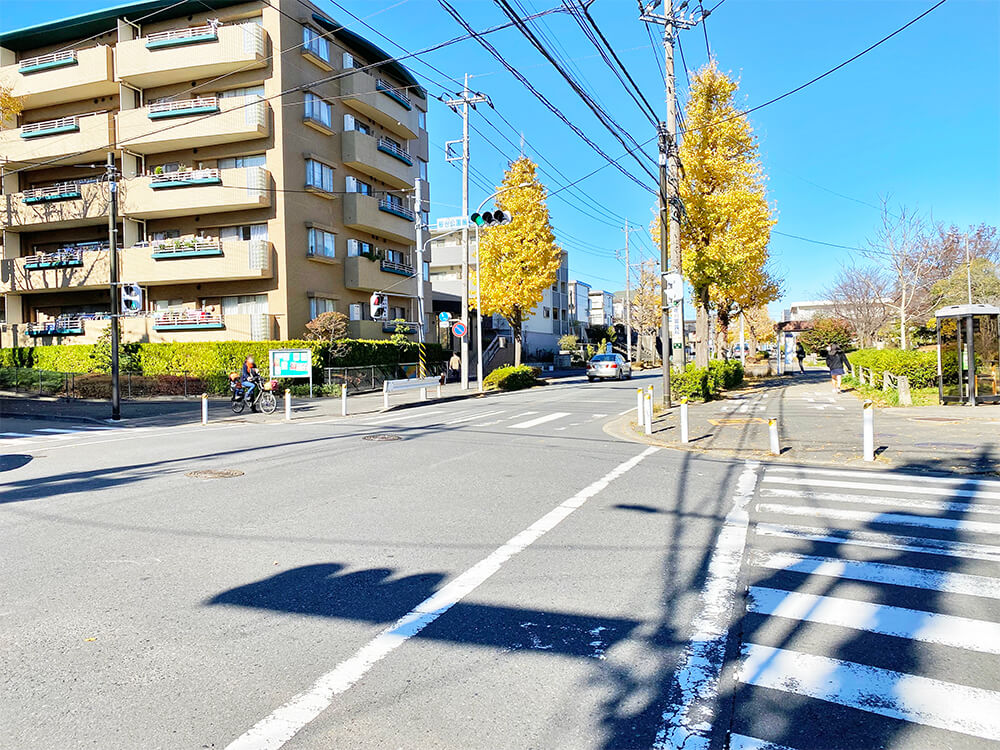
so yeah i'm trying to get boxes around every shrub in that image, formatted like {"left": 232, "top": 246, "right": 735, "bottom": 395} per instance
{"left": 671, "top": 364, "right": 713, "bottom": 401}
{"left": 799, "top": 316, "right": 854, "bottom": 354}
{"left": 558, "top": 334, "right": 578, "bottom": 352}
{"left": 707, "top": 359, "right": 744, "bottom": 393}
{"left": 847, "top": 349, "right": 944, "bottom": 388}
{"left": 483, "top": 364, "right": 541, "bottom": 391}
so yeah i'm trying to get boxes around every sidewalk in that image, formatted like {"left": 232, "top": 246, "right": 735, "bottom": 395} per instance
{"left": 614, "top": 371, "right": 1000, "bottom": 474}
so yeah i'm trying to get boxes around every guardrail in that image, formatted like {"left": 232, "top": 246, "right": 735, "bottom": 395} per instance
{"left": 849, "top": 363, "right": 912, "bottom": 406}
{"left": 148, "top": 96, "right": 219, "bottom": 115}
{"left": 375, "top": 79, "right": 412, "bottom": 108}
{"left": 376, "top": 137, "right": 413, "bottom": 164}
{"left": 383, "top": 375, "right": 441, "bottom": 409}
{"left": 153, "top": 310, "right": 224, "bottom": 329}
{"left": 21, "top": 115, "right": 78, "bottom": 136}
{"left": 151, "top": 238, "right": 222, "bottom": 256}
{"left": 145, "top": 25, "right": 218, "bottom": 44}
{"left": 324, "top": 361, "right": 445, "bottom": 395}
{"left": 21, "top": 182, "right": 84, "bottom": 203}
{"left": 378, "top": 198, "right": 415, "bottom": 220}
{"left": 379, "top": 258, "right": 415, "bottom": 276}
{"left": 150, "top": 168, "right": 221, "bottom": 185}
{"left": 23, "top": 248, "right": 85, "bottom": 268}
{"left": 19, "top": 49, "right": 77, "bottom": 71}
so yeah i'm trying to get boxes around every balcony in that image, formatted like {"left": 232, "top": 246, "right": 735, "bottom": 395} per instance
{"left": 344, "top": 254, "right": 416, "bottom": 296}
{"left": 0, "top": 45, "right": 116, "bottom": 108}
{"left": 152, "top": 310, "right": 225, "bottom": 331}
{"left": 340, "top": 131, "right": 413, "bottom": 189}
{"left": 0, "top": 112, "right": 114, "bottom": 168}
{"left": 117, "top": 95, "right": 268, "bottom": 154}
{"left": 340, "top": 68, "right": 419, "bottom": 140}
{"left": 4, "top": 181, "right": 108, "bottom": 231}
{"left": 24, "top": 316, "right": 87, "bottom": 337}
{"left": 123, "top": 238, "right": 272, "bottom": 284}
{"left": 342, "top": 193, "right": 414, "bottom": 245}
{"left": 0, "top": 248, "right": 110, "bottom": 294}
{"left": 122, "top": 167, "right": 270, "bottom": 219}
{"left": 116, "top": 23, "right": 267, "bottom": 88}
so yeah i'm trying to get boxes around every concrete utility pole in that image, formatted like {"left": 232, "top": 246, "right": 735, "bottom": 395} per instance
{"left": 414, "top": 176, "right": 426, "bottom": 346}
{"left": 966, "top": 234, "right": 973, "bottom": 305}
{"left": 106, "top": 153, "right": 121, "bottom": 422}
{"left": 621, "top": 220, "right": 641, "bottom": 363}
{"left": 445, "top": 75, "right": 487, "bottom": 390}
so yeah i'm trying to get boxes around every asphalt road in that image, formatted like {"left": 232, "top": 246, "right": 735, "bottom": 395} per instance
{"left": 2, "top": 371, "right": 997, "bottom": 750}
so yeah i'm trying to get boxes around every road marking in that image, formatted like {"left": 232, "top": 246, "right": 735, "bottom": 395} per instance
{"left": 761, "top": 487, "right": 1000, "bottom": 517}
{"left": 36, "top": 428, "right": 82, "bottom": 434}
{"left": 359, "top": 409, "right": 443, "bottom": 425}
{"left": 618, "top": 408, "right": 635, "bottom": 415}
{"left": 653, "top": 460, "right": 761, "bottom": 750}
{"left": 752, "top": 549, "right": 1000, "bottom": 599}
{"left": 0, "top": 433, "right": 35, "bottom": 439}
{"left": 444, "top": 410, "right": 505, "bottom": 425}
{"left": 224, "top": 446, "right": 661, "bottom": 750}
{"left": 508, "top": 412, "right": 570, "bottom": 430}
{"left": 755, "top": 502, "right": 1000, "bottom": 535}
{"left": 729, "top": 735, "right": 799, "bottom": 750}
{"left": 737, "top": 644, "right": 1000, "bottom": 740}
{"left": 765, "top": 465, "right": 1000, "bottom": 490}
{"left": 755, "top": 522, "right": 1000, "bottom": 563}
{"left": 763, "top": 474, "right": 1000, "bottom": 501}
{"left": 508, "top": 411, "right": 539, "bottom": 419}
{"left": 747, "top": 586, "right": 1000, "bottom": 653}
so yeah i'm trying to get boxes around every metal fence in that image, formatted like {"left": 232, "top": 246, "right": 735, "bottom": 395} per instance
{"left": 0, "top": 367, "right": 201, "bottom": 400}
{"left": 324, "top": 361, "right": 446, "bottom": 395}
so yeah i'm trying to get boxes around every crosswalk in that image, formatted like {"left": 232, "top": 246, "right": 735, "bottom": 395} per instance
{"left": 0, "top": 423, "right": 126, "bottom": 447}
{"left": 355, "top": 405, "right": 613, "bottom": 434}
{"left": 728, "top": 464, "right": 1000, "bottom": 749}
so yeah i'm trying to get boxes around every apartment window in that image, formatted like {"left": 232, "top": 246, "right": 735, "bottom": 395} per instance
{"left": 304, "top": 92, "right": 333, "bottom": 130}
{"left": 219, "top": 154, "right": 265, "bottom": 169}
{"left": 384, "top": 193, "right": 404, "bottom": 209}
{"left": 543, "top": 307, "right": 551, "bottom": 318}
{"left": 347, "top": 239, "right": 373, "bottom": 257}
{"left": 310, "top": 297, "right": 336, "bottom": 319}
{"left": 308, "top": 227, "right": 336, "bottom": 258}
{"left": 384, "top": 248, "right": 408, "bottom": 265}
{"left": 343, "top": 114, "right": 373, "bottom": 135}
{"left": 222, "top": 294, "right": 268, "bottom": 315}
{"left": 389, "top": 306, "right": 406, "bottom": 321}
{"left": 423, "top": 261, "right": 429, "bottom": 282}
{"left": 342, "top": 52, "right": 355, "bottom": 69}
{"left": 151, "top": 229, "right": 180, "bottom": 241}
{"left": 221, "top": 223, "right": 267, "bottom": 241}
{"left": 345, "top": 176, "right": 372, "bottom": 195}
{"left": 418, "top": 111, "right": 426, "bottom": 130}
{"left": 305, "top": 159, "right": 335, "bottom": 193}
{"left": 303, "top": 26, "right": 331, "bottom": 65}
{"left": 418, "top": 158, "right": 428, "bottom": 181}
{"left": 218, "top": 85, "right": 264, "bottom": 99}
{"left": 349, "top": 303, "right": 362, "bottom": 321}
{"left": 154, "top": 299, "right": 186, "bottom": 311}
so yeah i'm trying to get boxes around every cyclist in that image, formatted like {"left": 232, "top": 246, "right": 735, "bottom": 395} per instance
{"left": 240, "top": 356, "right": 261, "bottom": 411}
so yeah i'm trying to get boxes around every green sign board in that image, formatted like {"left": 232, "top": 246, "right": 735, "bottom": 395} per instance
{"left": 269, "top": 348, "right": 311, "bottom": 378}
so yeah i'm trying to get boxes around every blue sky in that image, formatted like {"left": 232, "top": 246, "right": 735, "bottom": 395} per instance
{"left": 4, "top": 0, "right": 998, "bottom": 317}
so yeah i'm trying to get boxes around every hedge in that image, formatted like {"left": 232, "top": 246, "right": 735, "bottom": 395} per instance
{"left": 483, "top": 365, "right": 541, "bottom": 391}
{"left": 847, "top": 349, "right": 954, "bottom": 388}
{"left": 0, "top": 339, "right": 447, "bottom": 377}
{"left": 671, "top": 359, "right": 744, "bottom": 402}
{"left": 708, "top": 359, "right": 744, "bottom": 392}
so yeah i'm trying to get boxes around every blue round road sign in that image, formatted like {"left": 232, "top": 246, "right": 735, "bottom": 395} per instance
{"left": 452, "top": 321, "right": 467, "bottom": 337}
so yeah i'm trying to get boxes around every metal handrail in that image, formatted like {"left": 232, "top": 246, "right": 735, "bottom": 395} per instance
{"left": 380, "top": 258, "right": 415, "bottom": 276}
{"left": 22, "top": 115, "right": 78, "bottom": 134}
{"left": 375, "top": 79, "right": 411, "bottom": 106}
{"left": 21, "top": 182, "right": 83, "bottom": 200}
{"left": 148, "top": 96, "right": 218, "bottom": 114}
{"left": 378, "top": 198, "right": 415, "bottom": 220}
{"left": 26, "top": 316, "right": 85, "bottom": 333}
{"left": 150, "top": 168, "right": 220, "bottom": 184}
{"left": 19, "top": 49, "right": 77, "bottom": 70}
{"left": 24, "top": 248, "right": 84, "bottom": 265}
{"left": 377, "top": 137, "right": 412, "bottom": 161}
{"left": 153, "top": 310, "right": 224, "bottom": 326}
{"left": 146, "top": 25, "right": 218, "bottom": 43}
{"left": 151, "top": 238, "right": 221, "bottom": 254}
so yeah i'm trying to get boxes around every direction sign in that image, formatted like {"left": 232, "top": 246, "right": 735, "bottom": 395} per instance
{"left": 435, "top": 216, "right": 470, "bottom": 231}
{"left": 438, "top": 312, "right": 452, "bottom": 322}
{"left": 452, "top": 321, "right": 467, "bottom": 337}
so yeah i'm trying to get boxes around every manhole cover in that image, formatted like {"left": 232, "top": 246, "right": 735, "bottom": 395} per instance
{"left": 363, "top": 433, "right": 402, "bottom": 441}
{"left": 185, "top": 469, "right": 245, "bottom": 479}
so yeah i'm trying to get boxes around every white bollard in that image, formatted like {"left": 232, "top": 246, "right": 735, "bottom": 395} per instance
{"left": 284, "top": 389, "right": 291, "bottom": 421}
{"left": 637, "top": 388, "right": 645, "bottom": 429}
{"left": 680, "top": 398, "right": 689, "bottom": 444}
{"left": 341, "top": 386, "right": 347, "bottom": 417}
{"left": 437, "top": 383, "right": 442, "bottom": 399}
{"left": 383, "top": 387, "right": 389, "bottom": 410}
{"left": 201, "top": 393, "right": 208, "bottom": 425}
{"left": 644, "top": 392, "right": 653, "bottom": 436}
{"left": 420, "top": 387, "right": 428, "bottom": 401}
{"left": 863, "top": 399, "right": 875, "bottom": 461}
{"left": 768, "top": 418, "right": 780, "bottom": 455}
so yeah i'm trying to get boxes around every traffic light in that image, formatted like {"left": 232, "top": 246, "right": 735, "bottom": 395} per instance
{"left": 470, "top": 210, "right": 512, "bottom": 227}
{"left": 369, "top": 292, "right": 388, "bottom": 321}
{"left": 120, "top": 283, "right": 143, "bottom": 313}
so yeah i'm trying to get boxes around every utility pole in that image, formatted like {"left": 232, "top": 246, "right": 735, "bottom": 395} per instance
{"left": 445, "top": 75, "right": 487, "bottom": 390}
{"left": 641, "top": 0, "right": 705, "bottom": 403}
{"left": 414, "top": 177, "right": 426, "bottom": 375}
{"left": 965, "top": 234, "right": 973, "bottom": 305}
{"left": 106, "top": 153, "right": 121, "bottom": 422}
{"left": 621, "top": 220, "right": 641, "bottom": 363}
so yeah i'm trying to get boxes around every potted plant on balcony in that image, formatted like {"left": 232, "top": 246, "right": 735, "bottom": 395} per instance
{"left": 154, "top": 166, "right": 164, "bottom": 175}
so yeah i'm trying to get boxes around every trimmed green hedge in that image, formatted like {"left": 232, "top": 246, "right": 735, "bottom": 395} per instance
{"left": 847, "top": 349, "right": 953, "bottom": 388}
{"left": 483, "top": 365, "right": 542, "bottom": 391}
{"left": 708, "top": 359, "right": 744, "bottom": 392}
{"left": 671, "top": 359, "right": 744, "bottom": 402}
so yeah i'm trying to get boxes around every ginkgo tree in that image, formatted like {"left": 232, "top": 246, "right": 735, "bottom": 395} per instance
{"left": 1, "top": 85, "right": 22, "bottom": 120}
{"left": 473, "top": 157, "right": 562, "bottom": 365}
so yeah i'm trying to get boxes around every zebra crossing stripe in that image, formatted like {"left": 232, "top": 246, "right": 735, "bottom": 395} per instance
{"left": 754, "top": 522, "right": 1000, "bottom": 563}
{"left": 764, "top": 466, "right": 1000, "bottom": 490}
{"left": 509, "top": 412, "right": 570, "bottom": 429}
{"left": 728, "top": 735, "right": 799, "bottom": 750}
{"left": 747, "top": 586, "right": 1000, "bottom": 654}
{"left": 762, "top": 475, "right": 1000, "bottom": 502}
{"left": 36, "top": 428, "right": 79, "bottom": 434}
{"left": 444, "top": 410, "right": 505, "bottom": 425}
{"left": 737, "top": 643, "right": 1000, "bottom": 740}
{"left": 761, "top": 487, "right": 1000, "bottom": 517}
{"left": 360, "top": 409, "right": 443, "bottom": 425}
{"left": 755, "top": 502, "right": 1000, "bottom": 536}
{"left": 752, "top": 549, "right": 1000, "bottom": 599}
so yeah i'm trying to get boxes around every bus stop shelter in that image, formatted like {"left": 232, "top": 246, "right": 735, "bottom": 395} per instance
{"left": 935, "top": 303, "right": 1000, "bottom": 405}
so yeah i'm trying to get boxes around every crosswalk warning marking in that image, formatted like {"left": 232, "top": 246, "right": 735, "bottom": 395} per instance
{"left": 755, "top": 502, "right": 1000, "bottom": 535}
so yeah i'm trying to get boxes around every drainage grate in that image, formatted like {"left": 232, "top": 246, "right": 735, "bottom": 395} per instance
{"left": 363, "top": 433, "right": 402, "bottom": 442}
{"left": 185, "top": 469, "right": 245, "bottom": 479}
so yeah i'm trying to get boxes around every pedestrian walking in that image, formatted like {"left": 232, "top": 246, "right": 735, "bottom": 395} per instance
{"left": 824, "top": 343, "right": 849, "bottom": 393}
{"left": 796, "top": 342, "right": 806, "bottom": 374}
{"left": 448, "top": 351, "right": 461, "bottom": 383}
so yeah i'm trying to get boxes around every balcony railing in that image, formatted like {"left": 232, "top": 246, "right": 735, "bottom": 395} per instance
{"left": 151, "top": 238, "right": 223, "bottom": 258}
{"left": 153, "top": 310, "right": 225, "bottom": 330}
{"left": 378, "top": 198, "right": 415, "bottom": 221}
{"left": 375, "top": 79, "right": 412, "bottom": 109}
{"left": 150, "top": 168, "right": 222, "bottom": 188}
{"left": 24, "top": 249, "right": 85, "bottom": 269}
{"left": 21, "top": 182, "right": 84, "bottom": 204}
{"left": 147, "top": 96, "right": 220, "bottom": 119}
{"left": 380, "top": 258, "right": 415, "bottom": 277}
{"left": 19, "top": 50, "right": 77, "bottom": 74}
{"left": 376, "top": 137, "right": 413, "bottom": 165}
{"left": 145, "top": 25, "right": 219, "bottom": 49}
{"left": 26, "top": 316, "right": 85, "bottom": 336}
{"left": 21, "top": 115, "right": 79, "bottom": 139}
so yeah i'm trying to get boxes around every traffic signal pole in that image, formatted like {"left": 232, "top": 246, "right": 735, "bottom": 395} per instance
{"left": 106, "top": 153, "right": 121, "bottom": 421}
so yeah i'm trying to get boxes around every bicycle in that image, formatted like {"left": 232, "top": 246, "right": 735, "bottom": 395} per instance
{"left": 230, "top": 378, "right": 278, "bottom": 414}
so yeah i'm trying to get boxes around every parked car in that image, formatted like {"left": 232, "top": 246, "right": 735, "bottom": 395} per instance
{"left": 587, "top": 353, "right": 632, "bottom": 381}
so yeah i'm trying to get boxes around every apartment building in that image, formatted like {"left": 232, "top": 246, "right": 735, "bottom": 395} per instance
{"left": 568, "top": 279, "right": 591, "bottom": 333}
{"left": 588, "top": 288, "right": 613, "bottom": 328}
{"left": 0, "top": 0, "right": 430, "bottom": 347}
{"left": 428, "top": 229, "right": 570, "bottom": 357}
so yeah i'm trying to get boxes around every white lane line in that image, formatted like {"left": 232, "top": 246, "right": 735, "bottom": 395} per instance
{"left": 755, "top": 522, "right": 1000, "bottom": 563}
{"left": 755, "top": 502, "right": 1000, "bottom": 536}
{"left": 0, "top": 433, "right": 35, "bottom": 439}
{"left": 618, "top": 408, "right": 636, "bottom": 415}
{"left": 752, "top": 549, "right": 1000, "bottom": 599}
{"left": 591, "top": 413, "right": 608, "bottom": 418}
{"left": 737, "top": 644, "right": 1000, "bottom": 740}
{"left": 72, "top": 425, "right": 117, "bottom": 431}
{"left": 765, "top": 465, "right": 1000, "bottom": 490}
{"left": 443, "top": 410, "right": 505, "bottom": 425}
{"left": 224, "top": 446, "right": 661, "bottom": 750}
{"left": 36, "top": 428, "right": 81, "bottom": 434}
{"left": 508, "top": 412, "right": 570, "bottom": 430}
{"left": 762, "top": 475, "right": 1000, "bottom": 502}
{"left": 761, "top": 487, "right": 1000, "bottom": 517}
{"left": 508, "top": 411, "right": 539, "bottom": 419}
{"left": 729, "top": 735, "right": 800, "bottom": 750}
{"left": 747, "top": 586, "right": 1000, "bottom": 654}
{"left": 7, "top": 423, "right": 238, "bottom": 453}
{"left": 653, "top": 460, "right": 761, "bottom": 750}
{"left": 359, "top": 409, "right": 443, "bottom": 425}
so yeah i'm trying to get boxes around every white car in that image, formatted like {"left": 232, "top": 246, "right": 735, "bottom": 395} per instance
{"left": 587, "top": 353, "right": 632, "bottom": 381}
